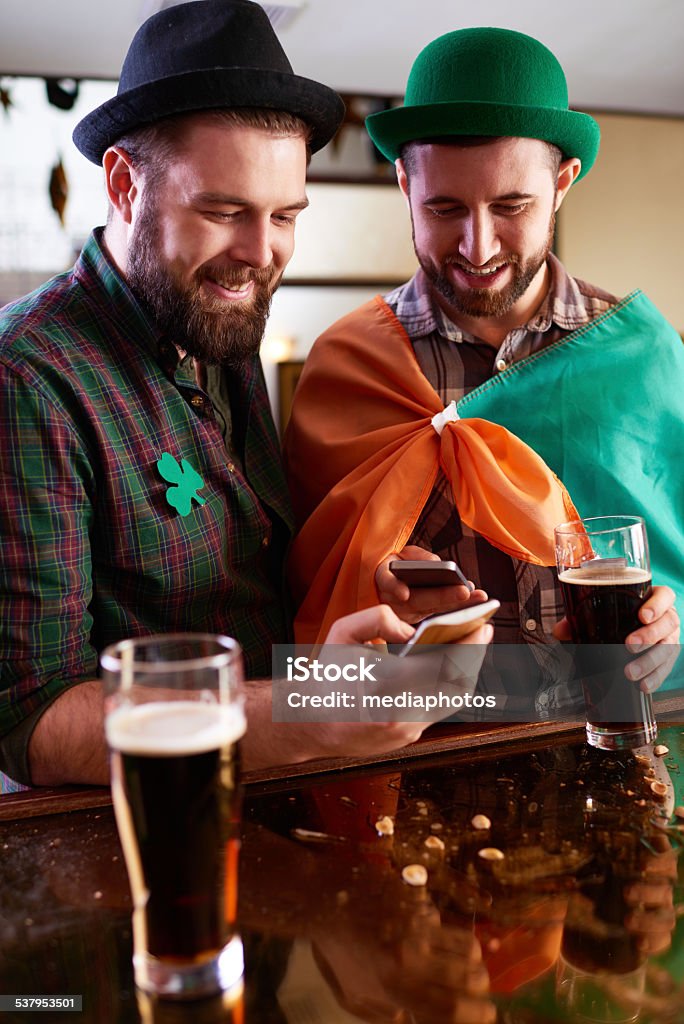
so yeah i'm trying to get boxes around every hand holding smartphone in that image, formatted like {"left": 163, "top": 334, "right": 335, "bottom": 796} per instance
{"left": 389, "top": 559, "right": 473, "bottom": 590}
{"left": 398, "top": 599, "right": 500, "bottom": 655}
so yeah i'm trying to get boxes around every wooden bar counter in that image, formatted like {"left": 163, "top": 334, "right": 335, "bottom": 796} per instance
{"left": 1, "top": 721, "right": 683, "bottom": 1023}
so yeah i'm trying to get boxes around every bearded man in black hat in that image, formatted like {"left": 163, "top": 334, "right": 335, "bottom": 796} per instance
{"left": 285, "top": 28, "right": 681, "bottom": 710}
{"left": 0, "top": 1, "right": 493, "bottom": 788}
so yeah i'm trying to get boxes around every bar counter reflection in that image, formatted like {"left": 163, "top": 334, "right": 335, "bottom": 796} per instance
{"left": 0, "top": 724, "right": 682, "bottom": 1023}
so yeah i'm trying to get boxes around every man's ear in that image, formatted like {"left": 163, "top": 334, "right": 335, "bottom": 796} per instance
{"left": 396, "top": 158, "right": 410, "bottom": 206}
{"left": 555, "top": 157, "right": 582, "bottom": 210}
{"left": 102, "top": 146, "right": 139, "bottom": 224}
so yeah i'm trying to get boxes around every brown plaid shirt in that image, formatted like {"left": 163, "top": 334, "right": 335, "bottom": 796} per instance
{"left": 385, "top": 255, "right": 618, "bottom": 704}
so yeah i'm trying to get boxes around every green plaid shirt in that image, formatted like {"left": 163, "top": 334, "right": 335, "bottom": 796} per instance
{"left": 0, "top": 231, "right": 292, "bottom": 773}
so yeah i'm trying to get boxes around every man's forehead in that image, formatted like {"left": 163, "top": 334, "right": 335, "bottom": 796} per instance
{"left": 406, "top": 136, "right": 556, "bottom": 187}
{"left": 411, "top": 135, "right": 551, "bottom": 162}
{"left": 162, "top": 137, "right": 309, "bottom": 212}
{"left": 168, "top": 119, "right": 308, "bottom": 173}
{"left": 174, "top": 112, "right": 309, "bottom": 149}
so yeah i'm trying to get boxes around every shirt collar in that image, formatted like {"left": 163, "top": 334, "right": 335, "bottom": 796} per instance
{"left": 524, "top": 253, "right": 599, "bottom": 333}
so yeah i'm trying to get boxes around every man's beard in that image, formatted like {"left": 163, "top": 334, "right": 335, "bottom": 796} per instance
{"left": 127, "top": 199, "right": 280, "bottom": 368}
{"left": 414, "top": 211, "right": 555, "bottom": 320}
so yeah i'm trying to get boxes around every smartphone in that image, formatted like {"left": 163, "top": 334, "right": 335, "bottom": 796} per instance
{"left": 398, "top": 599, "right": 500, "bottom": 655}
{"left": 389, "top": 559, "right": 473, "bottom": 589}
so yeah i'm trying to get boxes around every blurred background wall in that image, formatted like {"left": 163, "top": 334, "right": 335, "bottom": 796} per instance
{"left": 2, "top": 1, "right": 682, "bottom": 428}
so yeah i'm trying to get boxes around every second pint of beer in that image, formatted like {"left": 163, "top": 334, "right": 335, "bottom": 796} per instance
{"left": 554, "top": 517, "right": 657, "bottom": 750}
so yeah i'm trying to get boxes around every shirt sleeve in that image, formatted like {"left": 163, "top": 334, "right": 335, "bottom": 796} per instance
{"left": 0, "top": 362, "right": 97, "bottom": 759}
{"left": 0, "top": 704, "right": 54, "bottom": 786}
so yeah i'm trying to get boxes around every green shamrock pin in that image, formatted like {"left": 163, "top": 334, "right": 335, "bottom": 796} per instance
{"left": 156, "top": 452, "right": 206, "bottom": 516}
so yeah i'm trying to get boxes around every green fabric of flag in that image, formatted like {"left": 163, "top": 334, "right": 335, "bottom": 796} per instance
{"left": 458, "top": 290, "right": 684, "bottom": 688}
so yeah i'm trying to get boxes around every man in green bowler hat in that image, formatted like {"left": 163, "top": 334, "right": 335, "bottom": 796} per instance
{"left": 285, "top": 27, "right": 681, "bottom": 708}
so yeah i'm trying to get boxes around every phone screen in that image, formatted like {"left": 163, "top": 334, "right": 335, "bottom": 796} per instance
{"left": 389, "top": 560, "right": 472, "bottom": 589}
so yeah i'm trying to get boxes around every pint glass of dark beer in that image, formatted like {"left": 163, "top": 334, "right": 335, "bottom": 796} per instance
{"left": 554, "top": 516, "right": 656, "bottom": 750}
{"left": 101, "top": 634, "right": 246, "bottom": 1000}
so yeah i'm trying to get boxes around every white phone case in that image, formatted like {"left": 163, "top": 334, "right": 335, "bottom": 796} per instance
{"left": 399, "top": 600, "right": 500, "bottom": 655}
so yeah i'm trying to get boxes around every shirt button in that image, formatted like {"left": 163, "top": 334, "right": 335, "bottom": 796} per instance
{"left": 227, "top": 462, "right": 235, "bottom": 473}
{"left": 190, "top": 395, "right": 204, "bottom": 409}
{"left": 495, "top": 358, "right": 507, "bottom": 372}
{"left": 262, "top": 535, "right": 270, "bottom": 548}
{"left": 524, "top": 618, "right": 537, "bottom": 632}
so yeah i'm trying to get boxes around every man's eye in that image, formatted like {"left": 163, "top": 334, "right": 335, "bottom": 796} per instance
{"left": 428, "top": 207, "right": 461, "bottom": 218}
{"left": 494, "top": 204, "right": 527, "bottom": 215}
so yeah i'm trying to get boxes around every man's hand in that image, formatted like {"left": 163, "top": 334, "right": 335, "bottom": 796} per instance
{"left": 625, "top": 585, "right": 680, "bottom": 693}
{"left": 310, "top": 875, "right": 495, "bottom": 1024}
{"left": 553, "top": 585, "right": 680, "bottom": 694}
{"left": 264, "top": 604, "right": 493, "bottom": 765}
{"left": 375, "top": 546, "right": 488, "bottom": 624}
{"left": 240, "top": 824, "right": 496, "bottom": 1024}
{"left": 252, "top": 606, "right": 426, "bottom": 768}
{"left": 623, "top": 831, "right": 678, "bottom": 956}
{"left": 322, "top": 604, "right": 492, "bottom": 729}
{"left": 314, "top": 917, "right": 496, "bottom": 1024}
{"left": 324, "top": 602, "right": 493, "bottom": 648}
{"left": 323, "top": 603, "right": 416, "bottom": 646}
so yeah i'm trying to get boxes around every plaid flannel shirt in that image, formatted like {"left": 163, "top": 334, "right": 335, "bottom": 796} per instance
{"left": 0, "top": 231, "right": 292, "bottom": 778}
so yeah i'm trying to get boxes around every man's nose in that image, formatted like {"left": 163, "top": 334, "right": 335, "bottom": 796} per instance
{"left": 458, "top": 212, "right": 500, "bottom": 267}
{"left": 228, "top": 219, "right": 273, "bottom": 269}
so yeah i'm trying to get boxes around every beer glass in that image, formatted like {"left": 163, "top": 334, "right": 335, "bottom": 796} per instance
{"left": 554, "top": 515, "right": 656, "bottom": 749}
{"left": 556, "top": 955, "right": 646, "bottom": 1023}
{"left": 101, "top": 634, "right": 246, "bottom": 1000}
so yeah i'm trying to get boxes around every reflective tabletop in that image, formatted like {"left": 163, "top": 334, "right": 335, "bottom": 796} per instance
{"left": 1, "top": 724, "right": 683, "bottom": 1024}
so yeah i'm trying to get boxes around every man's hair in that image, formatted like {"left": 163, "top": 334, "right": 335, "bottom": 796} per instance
{"left": 111, "top": 107, "right": 312, "bottom": 196}
{"left": 400, "top": 135, "right": 563, "bottom": 185}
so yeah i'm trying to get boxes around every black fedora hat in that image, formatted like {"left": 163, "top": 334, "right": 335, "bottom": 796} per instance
{"left": 73, "top": 0, "right": 344, "bottom": 163}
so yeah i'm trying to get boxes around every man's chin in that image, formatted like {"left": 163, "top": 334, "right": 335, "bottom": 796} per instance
{"left": 198, "top": 293, "right": 258, "bottom": 316}
{"left": 455, "top": 293, "right": 512, "bottom": 318}
{"left": 181, "top": 311, "right": 268, "bottom": 367}
{"left": 434, "top": 280, "right": 510, "bottom": 319}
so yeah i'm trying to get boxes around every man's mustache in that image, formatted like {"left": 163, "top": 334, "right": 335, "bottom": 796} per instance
{"left": 198, "top": 265, "right": 276, "bottom": 290}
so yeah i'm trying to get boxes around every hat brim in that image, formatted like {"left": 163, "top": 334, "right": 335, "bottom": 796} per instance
{"left": 73, "top": 67, "right": 345, "bottom": 163}
{"left": 366, "top": 101, "right": 600, "bottom": 180}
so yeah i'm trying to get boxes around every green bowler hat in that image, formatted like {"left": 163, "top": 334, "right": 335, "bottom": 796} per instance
{"left": 366, "top": 27, "right": 600, "bottom": 180}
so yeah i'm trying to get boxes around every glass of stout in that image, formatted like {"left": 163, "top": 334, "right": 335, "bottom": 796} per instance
{"left": 554, "top": 515, "right": 656, "bottom": 750}
{"left": 101, "top": 633, "right": 246, "bottom": 1000}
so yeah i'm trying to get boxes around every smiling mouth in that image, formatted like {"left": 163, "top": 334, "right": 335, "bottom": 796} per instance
{"left": 452, "top": 262, "right": 506, "bottom": 276}
{"left": 203, "top": 277, "right": 255, "bottom": 301}
{"left": 463, "top": 265, "right": 503, "bottom": 276}
{"left": 449, "top": 262, "right": 508, "bottom": 287}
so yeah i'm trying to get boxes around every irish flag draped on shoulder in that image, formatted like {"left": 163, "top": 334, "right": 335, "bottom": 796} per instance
{"left": 284, "top": 289, "right": 684, "bottom": 689}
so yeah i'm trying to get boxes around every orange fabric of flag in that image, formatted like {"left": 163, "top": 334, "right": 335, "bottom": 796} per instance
{"left": 284, "top": 297, "right": 579, "bottom": 643}
{"left": 476, "top": 897, "right": 567, "bottom": 994}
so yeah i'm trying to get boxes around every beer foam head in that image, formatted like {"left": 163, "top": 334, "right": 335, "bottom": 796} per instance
{"left": 559, "top": 566, "right": 651, "bottom": 586}
{"left": 106, "top": 700, "right": 246, "bottom": 755}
